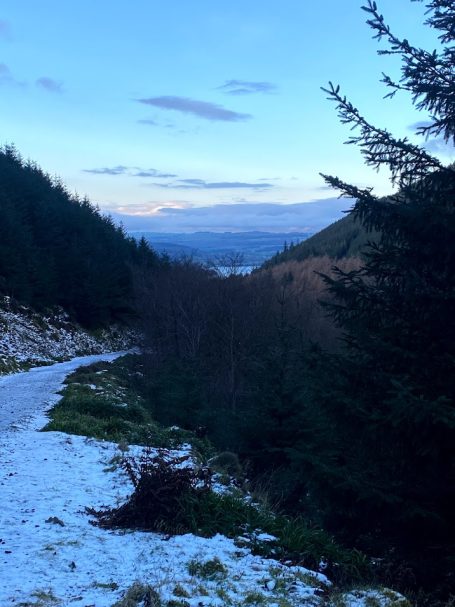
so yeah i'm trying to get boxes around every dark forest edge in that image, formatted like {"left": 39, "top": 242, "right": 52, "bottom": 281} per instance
{"left": 0, "top": 145, "right": 159, "bottom": 328}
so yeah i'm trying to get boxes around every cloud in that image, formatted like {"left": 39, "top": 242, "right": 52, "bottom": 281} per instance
{"left": 153, "top": 178, "right": 274, "bottom": 190}
{"left": 83, "top": 165, "right": 176, "bottom": 178}
{"left": 84, "top": 165, "right": 129, "bottom": 176}
{"left": 109, "top": 201, "right": 190, "bottom": 216}
{"left": 423, "top": 137, "right": 454, "bottom": 156}
{"left": 0, "top": 63, "right": 24, "bottom": 87}
{"left": 137, "top": 96, "right": 252, "bottom": 122}
{"left": 105, "top": 198, "right": 352, "bottom": 233}
{"left": 137, "top": 119, "right": 159, "bottom": 126}
{"left": 0, "top": 19, "right": 12, "bottom": 40}
{"left": 133, "top": 169, "right": 177, "bottom": 178}
{"left": 36, "top": 76, "right": 63, "bottom": 93}
{"left": 217, "top": 80, "right": 277, "bottom": 95}
{"left": 408, "top": 120, "right": 433, "bottom": 131}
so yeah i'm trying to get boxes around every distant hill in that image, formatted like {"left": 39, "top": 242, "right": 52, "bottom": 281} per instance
{"left": 263, "top": 212, "right": 378, "bottom": 267}
{"left": 0, "top": 146, "right": 157, "bottom": 327}
{"left": 135, "top": 231, "right": 312, "bottom": 266}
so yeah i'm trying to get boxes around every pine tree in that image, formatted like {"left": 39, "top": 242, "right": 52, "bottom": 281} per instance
{"left": 298, "top": 0, "right": 455, "bottom": 591}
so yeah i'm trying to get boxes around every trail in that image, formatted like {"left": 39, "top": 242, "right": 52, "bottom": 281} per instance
{"left": 0, "top": 351, "right": 128, "bottom": 432}
{"left": 0, "top": 352, "right": 333, "bottom": 607}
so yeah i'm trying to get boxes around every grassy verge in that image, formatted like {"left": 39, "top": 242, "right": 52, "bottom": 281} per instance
{"left": 42, "top": 354, "right": 214, "bottom": 458}
{"left": 43, "top": 354, "right": 403, "bottom": 603}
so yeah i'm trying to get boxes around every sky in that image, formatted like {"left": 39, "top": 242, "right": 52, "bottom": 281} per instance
{"left": 0, "top": 1, "right": 452, "bottom": 232}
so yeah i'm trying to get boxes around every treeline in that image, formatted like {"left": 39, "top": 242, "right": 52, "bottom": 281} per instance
{"left": 136, "top": 254, "right": 357, "bottom": 487}
{"left": 264, "top": 212, "right": 378, "bottom": 268}
{"left": 0, "top": 145, "right": 158, "bottom": 327}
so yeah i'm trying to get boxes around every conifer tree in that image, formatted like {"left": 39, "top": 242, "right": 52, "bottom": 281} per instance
{"left": 299, "top": 0, "right": 455, "bottom": 589}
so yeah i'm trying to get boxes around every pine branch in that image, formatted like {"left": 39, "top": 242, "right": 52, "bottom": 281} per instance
{"left": 362, "top": 0, "right": 455, "bottom": 142}
{"left": 321, "top": 83, "right": 443, "bottom": 185}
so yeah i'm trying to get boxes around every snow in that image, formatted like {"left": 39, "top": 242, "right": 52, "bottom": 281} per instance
{"left": 0, "top": 355, "right": 329, "bottom": 607}
{"left": 0, "top": 296, "right": 137, "bottom": 374}
{"left": 0, "top": 351, "right": 130, "bottom": 431}
{"left": 0, "top": 355, "right": 409, "bottom": 607}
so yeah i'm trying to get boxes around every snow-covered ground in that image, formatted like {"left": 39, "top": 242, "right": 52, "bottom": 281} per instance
{"left": 0, "top": 351, "right": 130, "bottom": 431}
{"left": 0, "top": 296, "right": 137, "bottom": 374}
{"left": 0, "top": 356, "right": 409, "bottom": 607}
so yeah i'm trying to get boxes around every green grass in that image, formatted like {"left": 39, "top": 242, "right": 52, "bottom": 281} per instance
{"left": 42, "top": 355, "right": 214, "bottom": 457}
{"left": 43, "top": 354, "right": 372, "bottom": 592}
{"left": 151, "top": 487, "right": 370, "bottom": 586}
{"left": 187, "top": 557, "right": 228, "bottom": 579}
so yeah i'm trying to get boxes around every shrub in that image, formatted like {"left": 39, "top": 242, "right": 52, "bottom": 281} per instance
{"left": 87, "top": 449, "right": 211, "bottom": 532}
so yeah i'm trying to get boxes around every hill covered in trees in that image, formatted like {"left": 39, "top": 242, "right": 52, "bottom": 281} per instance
{"left": 0, "top": 146, "right": 157, "bottom": 328}
{"left": 263, "top": 210, "right": 377, "bottom": 267}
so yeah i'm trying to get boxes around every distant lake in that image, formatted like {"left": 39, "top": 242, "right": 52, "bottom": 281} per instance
{"left": 131, "top": 231, "right": 312, "bottom": 267}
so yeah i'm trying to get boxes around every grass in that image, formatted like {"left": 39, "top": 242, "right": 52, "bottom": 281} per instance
{"left": 42, "top": 355, "right": 214, "bottom": 458}
{"left": 41, "top": 354, "right": 380, "bottom": 599}
{"left": 187, "top": 557, "right": 227, "bottom": 579}
{"left": 175, "top": 490, "right": 370, "bottom": 585}
{"left": 112, "top": 582, "right": 161, "bottom": 607}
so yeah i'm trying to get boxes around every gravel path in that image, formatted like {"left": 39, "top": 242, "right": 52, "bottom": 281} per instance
{"left": 0, "top": 351, "right": 128, "bottom": 431}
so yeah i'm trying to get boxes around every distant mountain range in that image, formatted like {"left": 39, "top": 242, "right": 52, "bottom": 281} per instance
{"left": 134, "top": 231, "right": 312, "bottom": 266}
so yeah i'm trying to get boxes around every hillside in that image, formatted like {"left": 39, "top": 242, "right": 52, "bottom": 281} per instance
{"left": 0, "top": 296, "right": 136, "bottom": 375}
{"left": 0, "top": 146, "right": 157, "bottom": 328}
{"left": 263, "top": 212, "right": 377, "bottom": 267}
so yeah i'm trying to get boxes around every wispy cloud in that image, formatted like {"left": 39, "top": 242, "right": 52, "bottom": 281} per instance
{"left": 83, "top": 165, "right": 176, "bottom": 178}
{"left": 136, "top": 96, "right": 252, "bottom": 122}
{"left": 0, "top": 63, "right": 24, "bottom": 87}
{"left": 154, "top": 178, "right": 274, "bottom": 190}
{"left": 36, "top": 76, "right": 64, "bottom": 93}
{"left": 137, "top": 118, "right": 177, "bottom": 130}
{"left": 217, "top": 80, "right": 277, "bottom": 95}
{"left": 408, "top": 120, "right": 433, "bottom": 132}
{"left": 84, "top": 165, "right": 129, "bottom": 176}
{"left": 423, "top": 138, "right": 454, "bottom": 156}
{"left": 0, "top": 19, "right": 12, "bottom": 40}
{"left": 134, "top": 169, "right": 177, "bottom": 178}
{"left": 137, "top": 118, "right": 159, "bottom": 126}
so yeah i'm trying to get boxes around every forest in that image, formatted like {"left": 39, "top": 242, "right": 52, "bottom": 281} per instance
{"left": 0, "top": 0, "right": 453, "bottom": 605}
{"left": 0, "top": 145, "right": 158, "bottom": 327}
{"left": 130, "top": 1, "right": 455, "bottom": 602}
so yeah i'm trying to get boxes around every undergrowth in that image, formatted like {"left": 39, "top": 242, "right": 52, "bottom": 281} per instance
{"left": 88, "top": 449, "right": 371, "bottom": 588}
{"left": 42, "top": 355, "right": 213, "bottom": 458}
{"left": 43, "top": 355, "right": 380, "bottom": 594}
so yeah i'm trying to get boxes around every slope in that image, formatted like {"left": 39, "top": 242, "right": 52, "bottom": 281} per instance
{"left": 263, "top": 212, "right": 377, "bottom": 267}
{"left": 0, "top": 145, "right": 157, "bottom": 328}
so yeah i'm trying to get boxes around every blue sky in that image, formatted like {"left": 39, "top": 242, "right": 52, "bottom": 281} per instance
{"left": 0, "top": 1, "right": 452, "bottom": 231}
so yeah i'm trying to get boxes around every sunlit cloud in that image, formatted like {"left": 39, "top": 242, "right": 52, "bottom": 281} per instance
{"left": 136, "top": 95, "right": 252, "bottom": 122}
{"left": 110, "top": 201, "right": 191, "bottom": 216}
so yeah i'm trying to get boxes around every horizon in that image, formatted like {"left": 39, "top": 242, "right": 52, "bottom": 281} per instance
{"left": 1, "top": 1, "right": 453, "bottom": 232}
